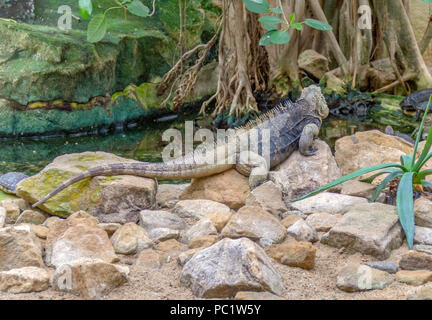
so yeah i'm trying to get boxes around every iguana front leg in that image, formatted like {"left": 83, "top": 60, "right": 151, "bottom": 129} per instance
{"left": 235, "top": 151, "right": 269, "bottom": 189}
{"left": 299, "top": 123, "right": 319, "bottom": 156}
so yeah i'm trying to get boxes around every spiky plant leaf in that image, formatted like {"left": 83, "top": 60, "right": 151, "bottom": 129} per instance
{"left": 397, "top": 172, "right": 415, "bottom": 249}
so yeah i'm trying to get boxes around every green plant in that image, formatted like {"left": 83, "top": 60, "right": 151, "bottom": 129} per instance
{"left": 78, "top": 0, "right": 153, "bottom": 42}
{"left": 241, "top": 0, "right": 332, "bottom": 46}
{"left": 293, "top": 95, "right": 432, "bottom": 249}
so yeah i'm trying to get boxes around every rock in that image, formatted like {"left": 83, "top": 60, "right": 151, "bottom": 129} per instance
{"left": 396, "top": 270, "right": 432, "bottom": 286}
{"left": 281, "top": 215, "right": 303, "bottom": 228}
{"left": 0, "top": 225, "right": 44, "bottom": 271}
{"left": 245, "top": 181, "right": 287, "bottom": 217}
{"left": 111, "top": 223, "right": 153, "bottom": 255}
{"left": 189, "top": 235, "right": 219, "bottom": 249}
{"left": 30, "top": 225, "right": 49, "bottom": 239}
{"left": 298, "top": 49, "right": 329, "bottom": 79}
{"left": 0, "top": 267, "right": 50, "bottom": 293}
{"left": 179, "top": 169, "right": 250, "bottom": 210}
{"left": 399, "top": 251, "right": 432, "bottom": 271}
{"left": 364, "top": 261, "right": 398, "bottom": 274}
{"left": 98, "top": 223, "right": 121, "bottom": 237}
{"left": 16, "top": 152, "right": 157, "bottom": 222}
{"left": 407, "top": 284, "right": 432, "bottom": 300}
{"left": 174, "top": 200, "right": 231, "bottom": 220}
{"left": 335, "top": 130, "right": 413, "bottom": 179}
{"left": 221, "top": 206, "right": 286, "bottom": 247}
{"left": 0, "top": 199, "right": 20, "bottom": 224}
{"left": 234, "top": 291, "right": 284, "bottom": 300}
{"left": 16, "top": 209, "right": 47, "bottom": 225}
{"left": 287, "top": 220, "right": 318, "bottom": 243}
{"left": 45, "top": 211, "right": 118, "bottom": 268}
{"left": 43, "top": 216, "right": 61, "bottom": 228}
{"left": 325, "top": 73, "right": 345, "bottom": 95}
{"left": 321, "top": 203, "right": 404, "bottom": 260}
{"left": 177, "top": 248, "right": 202, "bottom": 266}
{"left": 341, "top": 180, "right": 376, "bottom": 199}
{"left": 273, "top": 242, "right": 317, "bottom": 270}
{"left": 156, "top": 184, "right": 189, "bottom": 208}
{"left": 135, "top": 249, "right": 162, "bottom": 269}
{"left": 180, "top": 238, "right": 284, "bottom": 298}
{"left": 139, "top": 210, "right": 187, "bottom": 231}
{"left": 414, "top": 198, "right": 432, "bottom": 228}
{"left": 0, "top": 207, "right": 5, "bottom": 228}
{"left": 306, "top": 212, "right": 342, "bottom": 232}
{"left": 14, "top": 199, "right": 30, "bottom": 212}
{"left": 414, "top": 244, "right": 432, "bottom": 256}
{"left": 155, "top": 239, "right": 187, "bottom": 261}
{"left": 269, "top": 140, "right": 341, "bottom": 201}
{"left": 182, "top": 219, "right": 218, "bottom": 244}
{"left": 52, "top": 258, "right": 128, "bottom": 299}
{"left": 336, "top": 264, "right": 393, "bottom": 292}
{"left": 206, "top": 211, "right": 232, "bottom": 232}
{"left": 415, "top": 226, "right": 432, "bottom": 246}
{"left": 290, "top": 192, "right": 367, "bottom": 215}
{"left": 148, "top": 228, "right": 180, "bottom": 242}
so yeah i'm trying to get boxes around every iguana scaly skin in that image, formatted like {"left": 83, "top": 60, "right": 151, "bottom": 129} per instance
{"left": 32, "top": 85, "right": 329, "bottom": 208}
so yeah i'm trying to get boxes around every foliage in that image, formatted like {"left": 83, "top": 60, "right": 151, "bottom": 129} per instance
{"left": 242, "top": 0, "right": 332, "bottom": 46}
{"left": 293, "top": 95, "right": 432, "bottom": 249}
{"left": 78, "top": 0, "right": 151, "bottom": 42}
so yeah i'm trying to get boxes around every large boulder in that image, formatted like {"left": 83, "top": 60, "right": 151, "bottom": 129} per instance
{"left": 17, "top": 152, "right": 157, "bottom": 222}
{"left": 321, "top": 203, "right": 404, "bottom": 259}
{"left": 0, "top": 225, "right": 44, "bottom": 271}
{"left": 180, "top": 238, "right": 284, "bottom": 298}
{"left": 0, "top": 267, "right": 50, "bottom": 294}
{"left": 180, "top": 169, "right": 250, "bottom": 210}
{"left": 45, "top": 211, "right": 118, "bottom": 268}
{"left": 335, "top": 130, "right": 413, "bottom": 180}
{"left": 269, "top": 140, "right": 341, "bottom": 201}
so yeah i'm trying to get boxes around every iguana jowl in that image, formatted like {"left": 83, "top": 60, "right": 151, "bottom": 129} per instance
{"left": 32, "top": 85, "right": 329, "bottom": 208}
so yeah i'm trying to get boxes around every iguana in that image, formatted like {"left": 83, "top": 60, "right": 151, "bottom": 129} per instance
{"left": 32, "top": 85, "right": 329, "bottom": 208}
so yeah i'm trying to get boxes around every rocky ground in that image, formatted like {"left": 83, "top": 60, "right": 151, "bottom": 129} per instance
{"left": 1, "top": 130, "right": 432, "bottom": 300}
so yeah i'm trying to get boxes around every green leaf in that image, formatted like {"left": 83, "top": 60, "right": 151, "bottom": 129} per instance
{"left": 289, "top": 13, "right": 296, "bottom": 22}
{"left": 290, "top": 22, "right": 303, "bottom": 31}
{"left": 271, "top": 7, "right": 283, "bottom": 14}
{"left": 269, "top": 30, "right": 291, "bottom": 44}
{"left": 401, "top": 155, "right": 413, "bottom": 170}
{"left": 414, "top": 120, "right": 432, "bottom": 171}
{"left": 259, "top": 31, "right": 275, "bottom": 46}
{"left": 370, "top": 170, "right": 403, "bottom": 203}
{"left": 127, "top": 0, "right": 150, "bottom": 17}
{"left": 396, "top": 172, "right": 415, "bottom": 249}
{"left": 242, "top": 0, "right": 270, "bottom": 14}
{"left": 292, "top": 163, "right": 403, "bottom": 202}
{"left": 258, "top": 16, "right": 282, "bottom": 31}
{"left": 304, "top": 18, "right": 332, "bottom": 31}
{"left": 412, "top": 95, "right": 432, "bottom": 168}
{"left": 78, "top": 0, "right": 93, "bottom": 19}
{"left": 87, "top": 14, "right": 107, "bottom": 43}
{"left": 414, "top": 169, "right": 432, "bottom": 183}
{"left": 421, "top": 179, "right": 432, "bottom": 189}
{"left": 360, "top": 168, "right": 402, "bottom": 183}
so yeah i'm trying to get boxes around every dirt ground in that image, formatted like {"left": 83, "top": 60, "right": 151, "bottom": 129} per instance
{"left": 0, "top": 235, "right": 416, "bottom": 300}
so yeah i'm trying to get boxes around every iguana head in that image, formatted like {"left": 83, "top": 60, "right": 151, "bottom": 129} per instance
{"left": 300, "top": 85, "right": 329, "bottom": 119}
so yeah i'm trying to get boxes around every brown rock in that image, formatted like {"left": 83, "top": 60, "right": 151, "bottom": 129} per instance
{"left": 245, "top": 181, "right": 287, "bottom": 217}
{"left": 298, "top": 49, "right": 329, "bottom": 79}
{"left": 16, "top": 210, "right": 47, "bottom": 225}
{"left": 156, "top": 184, "right": 189, "bottom": 209}
{"left": 30, "top": 225, "right": 49, "bottom": 239}
{"left": 306, "top": 212, "right": 342, "bottom": 232}
{"left": 396, "top": 270, "right": 432, "bottom": 286}
{"left": 0, "top": 267, "right": 50, "bottom": 293}
{"left": 281, "top": 215, "right": 302, "bottom": 228}
{"left": 180, "top": 169, "right": 250, "bottom": 209}
{"left": 189, "top": 235, "right": 219, "bottom": 249}
{"left": 400, "top": 251, "right": 432, "bottom": 271}
{"left": 269, "top": 242, "right": 316, "bottom": 270}
{"left": 135, "top": 249, "right": 162, "bottom": 269}
{"left": 206, "top": 211, "right": 232, "bottom": 232}
{"left": 341, "top": 180, "right": 376, "bottom": 199}
{"left": 98, "top": 223, "right": 121, "bottom": 237}
{"left": 0, "top": 199, "right": 20, "bottom": 224}
{"left": 407, "top": 284, "right": 432, "bottom": 300}
{"left": 110, "top": 222, "right": 152, "bottom": 255}
{"left": 414, "top": 198, "right": 432, "bottom": 228}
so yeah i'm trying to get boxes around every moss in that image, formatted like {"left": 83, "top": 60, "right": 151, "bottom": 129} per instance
{"left": 0, "top": 190, "right": 18, "bottom": 201}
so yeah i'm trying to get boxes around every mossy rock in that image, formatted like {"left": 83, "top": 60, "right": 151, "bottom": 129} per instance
{"left": 16, "top": 151, "right": 157, "bottom": 222}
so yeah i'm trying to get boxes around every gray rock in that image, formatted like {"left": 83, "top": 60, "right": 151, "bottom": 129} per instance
{"left": 156, "top": 184, "right": 189, "bottom": 209}
{"left": 321, "top": 203, "right": 403, "bottom": 259}
{"left": 245, "top": 181, "right": 287, "bottom": 217}
{"left": 180, "top": 238, "right": 284, "bottom": 298}
{"left": 15, "top": 209, "right": 47, "bottom": 225}
{"left": 364, "top": 261, "right": 398, "bottom": 274}
{"left": 111, "top": 223, "right": 153, "bottom": 255}
{"left": 415, "top": 226, "right": 432, "bottom": 246}
{"left": 174, "top": 200, "right": 230, "bottom": 220}
{"left": 140, "top": 210, "right": 187, "bottom": 231}
{"left": 0, "top": 266, "right": 50, "bottom": 293}
{"left": 177, "top": 248, "right": 201, "bottom": 266}
{"left": 0, "top": 207, "right": 5, "bottom": 228}
{"left": 182, "top": 219, "right": 217, "bottom": 244}
{"left": 399, "top": 251, "right": 432, "bottom": 271}
{"left": 305, "top": 212, "right": 342, "bottom": 232}
{"left": 287, "top": 219, "right": 318, "bottom": 243}
{"left": 414, "top": 244, "right": 432, "bottom": 256}
{"left": 221, "top": 206, "right": 286, "bottom": 247}
{"left": 148, "top": 228, "right": 180, "bottom": 241}
{"left": 0, "top": 225, "right": 44, "bottom": 271}
{"left": 337, "top": 264, "right": 393, "bottom": 292}
{"left": 414, "top": 197, "right": 432, "bottom": 228}
{"left": 289, "top": 192, "right": 367, "bottom": 215}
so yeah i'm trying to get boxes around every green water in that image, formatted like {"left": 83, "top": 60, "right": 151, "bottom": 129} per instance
{"left": 0, "top": 95, "right": 420, "bottom": 177}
